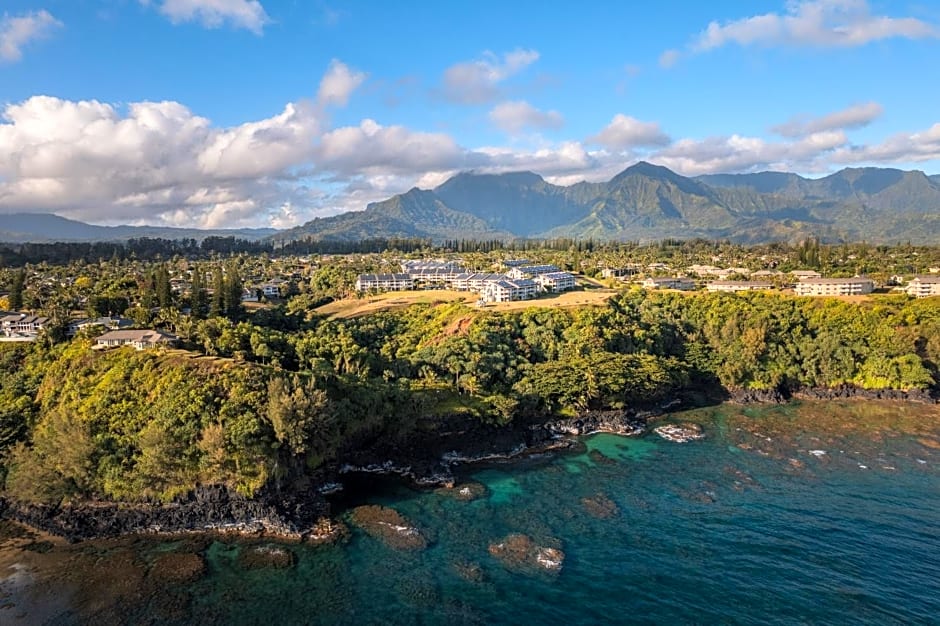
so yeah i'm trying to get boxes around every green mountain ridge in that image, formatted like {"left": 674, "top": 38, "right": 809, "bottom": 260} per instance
{"left": 280, "top": 162, "right": 940, "bottom": 244}
{"left": 0, "top": 213, "right": 277, "bottom": 243}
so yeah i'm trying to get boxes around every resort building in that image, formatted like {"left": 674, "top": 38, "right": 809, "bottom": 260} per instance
{"left": 906, "top": 275, "right": 940, "bottom": 298}
{"left": 535, "top": 272, "right": 577, "bottom": 292}
{"left": 0, "top": 313, "right": 49, "bottom": 339}
{"left": 355, "top": 274, "right": 415, "bottom": 292}
{"left": 449, "top": 273, "right": 505, "bottom": 292}
{"left": 409, "top": 267, "right": 466, "bottom": 286}
{"left": 94, "top": 329, "right": 178, "bottom": 350}
{"left": 482, "top": 278, "right": 539, "bottom": 303}
{"left": 506, "top": 265, "right": 562, "bottom": 280}
{"left": 641, "top": 277, "right": 696, "bottom": 291}
{"left": 401, "top": 260, "right": 464, "bottom": 273}
{"left": 705, "top": 281, "right": 772, "bottom": 293}
{"left": 794, "top": 277, "right": 875, "bottom": 297}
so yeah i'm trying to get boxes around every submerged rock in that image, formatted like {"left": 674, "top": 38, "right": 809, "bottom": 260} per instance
{"left": 237, "top": 544, "right": 296, "bottom": 570}
{"left": 306, "top": 517, "right": 347, "bottom": 545}
{"left": 654, "top": 423, "right": 705, "bottom": 443}
{"left": 149, "top": 552, "right": 206, "bottom": 583}
{"left": 452, "top": 560, "right": 485, "bottom": 582}
{"left": 349, "top": 506, "right": 428, "bottom": 551}
{"left": 435, "top": 482, "right": 488, "bottom": 502}
{"left": 488, "top": 533, "right": 565, "bottom": 574}
{"left": 581, "top": 494, "right": 620, "bottom": 519}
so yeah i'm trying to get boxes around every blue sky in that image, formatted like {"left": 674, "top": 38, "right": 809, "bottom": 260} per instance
{"left": 1, "top": 0, "right": 939, "bottom": 228}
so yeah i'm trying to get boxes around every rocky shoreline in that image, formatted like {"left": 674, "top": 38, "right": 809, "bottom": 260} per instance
{"left": 1, "top": 387, "right": 935, "bottom": 543}
{"left": 729, "top": 384, "right": 939, "bottom": 405}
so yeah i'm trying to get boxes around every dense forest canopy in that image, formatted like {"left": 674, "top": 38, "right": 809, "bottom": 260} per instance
{"left": 1, "top": 289, "right": 937, "bottom": 506}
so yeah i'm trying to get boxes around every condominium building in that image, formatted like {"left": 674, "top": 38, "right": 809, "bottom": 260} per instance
{"left": 355, "top": 274, "right": 415, "bottom": 292}
{"left": 482, "top": 278, "right": 539, "bottom": 303}
{"left": 642, "top": 277, "right": 696, "bottom": 291}
{"left": 794, "top": 277, "right": 874, "bottom": 296}
{"left": 906, "top": 275, "right": 940, "bottom": 298}
{"left": 535, "top": 272, "right": 577, "bottom": 292}
{"left": 705, "top": 281, "right": 772, "bottom": 292}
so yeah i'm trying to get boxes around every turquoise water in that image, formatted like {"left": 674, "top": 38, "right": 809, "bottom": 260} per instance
{"left": 9, "top": 407, "right": 940, "bottom": 625}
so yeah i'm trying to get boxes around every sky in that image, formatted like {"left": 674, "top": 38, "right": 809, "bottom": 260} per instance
{"left": 1, "top": 0, "right": 940, "bottom": 229}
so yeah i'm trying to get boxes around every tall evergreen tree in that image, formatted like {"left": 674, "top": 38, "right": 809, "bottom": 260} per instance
{"left": 209, "top": 268, "right": 225, "bottom": 318}
{"left": 9, "top": 268, "right": 26, "bottom": 310}
{"left": 191, "top": 265, "right": 208, "bottom": 319}
{"left": 223, "top": 261, "right": 243, "bottom": 320}
{"left": 154, "top": 264, "right": 172, "bottom": 309}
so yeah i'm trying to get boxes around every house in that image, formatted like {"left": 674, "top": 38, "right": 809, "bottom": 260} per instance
{"left": 906, "top": 275, "right": 940, "bottom": 298}
{"left": 94, "top": 329, "right": 178, "bottom": 350}
{"left": 790, "top": 270, "right": 822, "bottom": 280}
{"left": 241, "top": 288, "right": 260, "bottom": 303}
{"left": 706, "top": 281, "right": 772, "bottom": 292}
{"left": 66, "top": 316, "right": 134, "bottom": 337}
{"left": 601, "top": 267, "right": 637, "bottom": 279}
{"left": 535, "top": 272, "right": 577, "bottom": 292}
{"left": 794, "top": 277, "right": 875, "bottom": 296}
{"left": 482, "top": 278, "right": 539, "bottom": 303}
{"left": 0, "top": 313, "right": 50, "bottom": 339}
{"left": 355, "top": 274, "right": 414, "bottom": 292}
{"left": 642, "top": 277, "right": 695, "bottom": 291}
{"left": 500, "top": 259, "right": 532, "bottom": 268}
{"left": 506, "top": 264, "right": 561, "bottom": 280}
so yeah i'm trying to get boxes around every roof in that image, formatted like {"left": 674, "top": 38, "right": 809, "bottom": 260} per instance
{"left": 708, "top": 281, "right": 772, "bottom": 287}
{"left": 356, "top": 273, "right": 412, "bottom": 281}
{"left": 96, "top": 329, "right": 178, "bottom": 343}
{"left": 798, "top": 277, "right": 874, "bottom": 284}
{"left": 538, "top": 272, "right": 575, "bottom": 280}
{"left": 910, "top": 275, "right": 940, "bottom": 284}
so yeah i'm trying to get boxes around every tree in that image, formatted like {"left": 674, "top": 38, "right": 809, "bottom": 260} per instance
{"left": 223, "top": 261, "right": 243, "bottom": 320}
{"left": 9, "top": 268, "right": 25, "bottom": 310}
{"left": 190, "top": 265, "right": 208, "bottom": 318}
{"left": 210, "top": 268, "right": 225, "bottom": 318}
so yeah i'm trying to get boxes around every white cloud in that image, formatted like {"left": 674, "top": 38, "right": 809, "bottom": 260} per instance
{"left": 772, "top": 101, "right": 884, "bottom": 137}
{"left": 489, "top": 101, "right": 563, "bottom": 134}
{"left": 658, "top": 49, "right": 681, "bottom": 68}
{"left": 831, "top": 123, "right": 940, "bottom": 164}
{"left": 316, "top": 59, "right": 367, "bottom": 108}
{"left": 0, "top": 95, "right": 321, "bottom": 227}
{"left": 441, "top": 48, "right": 540, "bottom": 104}
{"left": 152, "top": 0, "right": 270, "bottom": 34}
{"left": 0, "top": 10, "right": 61, "bottom": 62}
{"left": 651, "top": 130, "right": 849, "bottom": 175}
{"left": 665, "top": 1, "right": 938, "bottom": 65}
{"left": 587, "top": 114, "right": 671, "bottom": 150}
{"left": 316, "top": 119, "right": 470, "bottom": 175}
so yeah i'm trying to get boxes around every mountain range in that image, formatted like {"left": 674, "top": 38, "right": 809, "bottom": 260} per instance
{"left": 275, "top": 162, "right": 940, "bottom": 245}
{"left": 0, "top": 213, "right": 276, "bottom": 243}
{"left": 3, "top": 163, "right": 939, "bottom": 245}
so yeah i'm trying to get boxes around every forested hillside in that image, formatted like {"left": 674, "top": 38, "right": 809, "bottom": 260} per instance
{"left": 1, "top": 292, "right": 938, "bottom": 506}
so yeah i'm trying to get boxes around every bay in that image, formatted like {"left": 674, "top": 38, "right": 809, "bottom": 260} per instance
{"left": 2, "top": 400, "right": 939, "bottom": 625}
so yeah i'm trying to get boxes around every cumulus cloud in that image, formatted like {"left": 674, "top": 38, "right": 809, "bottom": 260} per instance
{"left": 150, "top": 0, "right": 270, "bottom": 34}
{"left": 772, "top": 101, "right": 883, "bottom": 137}
{"left": 441, "top": 48, "right": 540, "bottom": 104}
{"left": 651, "top": 130, "right": 849, "bottom": 175}
{"left": 316, "top": 59, "right": 367, "bottom": 108}
{"left": 0, "top": 95, "right": 321, "bottom": 227}
{"left": 489, "top": 101, "right": 563, "bottom": 134}
{"left": 0, "top": 10, "right": 62, "bottom": 62}
{"left": 665, "top": 1, "right": 938, "bottom": 65}
{"left": 316, "top": 119, "right": 471, "bottom": 176}
{"left": 587, "top": 114, "right": 671, "bottom": 150}
{"left": 832, "top": 123, "right": 940, "bottom": 165}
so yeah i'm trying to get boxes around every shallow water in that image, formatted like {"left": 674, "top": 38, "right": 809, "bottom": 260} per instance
{"left": 3, "top": 401, "right": 940, "bottom": 625}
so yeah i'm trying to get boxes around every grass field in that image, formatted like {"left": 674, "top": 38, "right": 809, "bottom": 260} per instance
{"left": 315, "top": 280, "right": 618, "bottom": 319}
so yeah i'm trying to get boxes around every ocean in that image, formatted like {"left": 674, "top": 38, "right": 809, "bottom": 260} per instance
{"left": 2, "top": 400, "right": 939, "bottom": 625}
